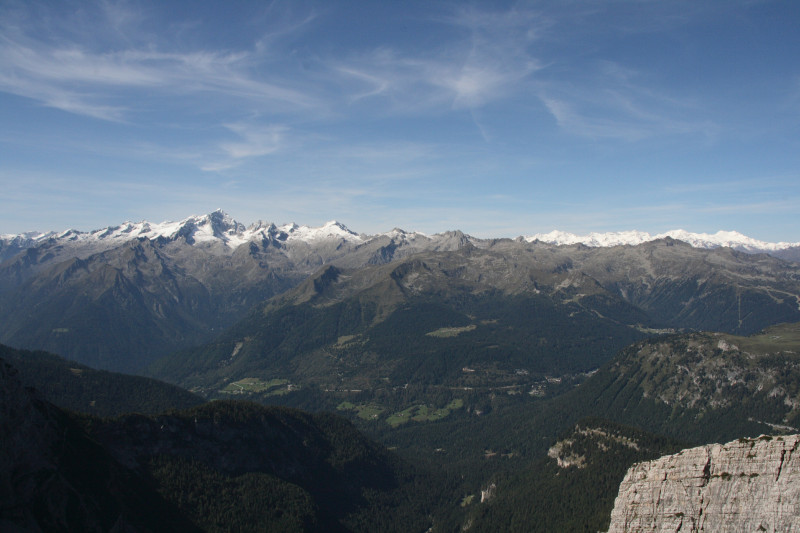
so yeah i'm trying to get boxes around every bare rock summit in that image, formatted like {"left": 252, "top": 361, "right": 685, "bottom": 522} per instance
{"left": 607, "top": 434, "right": 800, "bottom": 532}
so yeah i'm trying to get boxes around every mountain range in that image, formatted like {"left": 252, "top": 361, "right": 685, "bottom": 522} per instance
{"left": 3, "top": 209, "right": 800, "bottom": 530}
{"left": 1, "top": 210, "right": 799, "bottom": 373}
{"left": 3, "top": 209, "right": 799, "bottom": 261}
{"left": 527, "top": 228, "right": 800, "bottom": 259}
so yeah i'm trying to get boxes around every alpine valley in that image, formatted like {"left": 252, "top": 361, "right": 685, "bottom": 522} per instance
{"left": 2, "top": 210, "right": 800, "bottom": 531}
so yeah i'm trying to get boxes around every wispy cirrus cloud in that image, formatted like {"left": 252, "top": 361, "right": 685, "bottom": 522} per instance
{"left": 0, "top": 38, "right": 318, "bottom": 118}
{"left": 443, "top": 5, "right": 547, "bottom": 109}
{"left": 0, "top": 0, "right": 320, "bottom": 122}
{"left": 333, "top": 5, "right": 545, "bottom": 114}
{"left": 538, "top": 61, "right": 719, "bottom": 141}
{"left": 199, "top": 122, "right": 291, "bottom": 172}
{"left": 329, "top": 3, "right": 715, "bottom": 146}
{"left": 219, "top": 123, "right": 287, "bottom": 160}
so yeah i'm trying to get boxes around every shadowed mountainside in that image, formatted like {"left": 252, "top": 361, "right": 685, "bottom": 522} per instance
{"left": 0, "top": 344, "right": 204, "bottom": 417}
{"left": 0, "top": 356, "right": 440, "bottom": 532}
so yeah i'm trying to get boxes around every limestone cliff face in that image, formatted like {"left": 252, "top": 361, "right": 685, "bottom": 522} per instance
{"left": 607, "top": 434, "right": 800, "bottom": 533}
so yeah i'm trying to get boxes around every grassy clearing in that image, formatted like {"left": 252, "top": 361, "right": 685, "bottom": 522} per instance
{"left": 426, "top": 325, "right": 477, "bottom": 338}
{"left": 336, "top": 401, "right": 385, "bottom": 420}
{"left": 335, "top": 334, "right": 356, "bottom": 345}
{"left": 220, "top": 378, "right": 291, "bottom": 395}
{"left": 334, "top": 334, "right": 363, "bottom": 348}
{"left": 339, "top": 399, "right": 465, "bottom": 426}
{"left": 387, "top": 399, "right": 464, "bottom": 427}
{"left": 356, "top": 405, "right": 384, "bottom": 420}
{"left": 386, "top": 406, "right": 418, "bottom": 427}
{"left": 737, "top": 322, "right": 800, "bottom": 354}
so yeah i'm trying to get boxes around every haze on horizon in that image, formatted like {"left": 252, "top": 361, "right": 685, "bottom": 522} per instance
{"left": 1, "top": 0, "right": 798, "bottom": 241}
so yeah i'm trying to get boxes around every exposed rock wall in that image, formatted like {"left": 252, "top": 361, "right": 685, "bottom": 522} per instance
{"left": 607, "top": 434, "right": 800, "bottom": 532}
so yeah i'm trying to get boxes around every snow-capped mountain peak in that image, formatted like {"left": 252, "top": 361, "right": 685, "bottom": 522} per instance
{"left": 269, "top": 220, "right": 363, "bottom": 243}
{"left": 525, "top": 229, "right": 800, "bottom": 253}
{"left": 1, "top": 210, "right": 255, "bottom": 255}
{"left": 527, "top": 230, "right": 653, "bottom": 248}
{"left": 81, "top": 210, "right": 247, "bottom": 247}
{"left": 2, "top": 212, "right": 798, "bottom": 264}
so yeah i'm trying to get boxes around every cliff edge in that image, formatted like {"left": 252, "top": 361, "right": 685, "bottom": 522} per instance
{"left": 607, "top": 434, "right": 800, "bottom": 532}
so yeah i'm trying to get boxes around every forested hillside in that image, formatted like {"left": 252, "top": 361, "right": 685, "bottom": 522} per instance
{"left": 0, "top": 344, "right": 203, "bottom": 416}
{"left": 0, "top": 357, "right": 445, "bottom": 532}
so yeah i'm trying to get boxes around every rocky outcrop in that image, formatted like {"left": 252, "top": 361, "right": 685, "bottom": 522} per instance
{"left": 607, "top": 434, "right": 800, "bottom": 532}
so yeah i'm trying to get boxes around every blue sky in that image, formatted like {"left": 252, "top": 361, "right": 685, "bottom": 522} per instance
{"left": 1, "top": 0, "right": 798, "bottom": 241}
